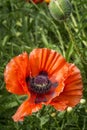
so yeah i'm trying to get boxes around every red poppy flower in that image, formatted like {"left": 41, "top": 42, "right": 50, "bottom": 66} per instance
{"left": 26, "top": 0, "right": 50, "bottom": 4}
{"left": 4, "top": 48, "right": 83, "bottom": 122}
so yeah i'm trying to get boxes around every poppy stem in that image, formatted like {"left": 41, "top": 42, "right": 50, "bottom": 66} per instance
{"left": 64, "top": 21, "right": 74, "bottom": 62}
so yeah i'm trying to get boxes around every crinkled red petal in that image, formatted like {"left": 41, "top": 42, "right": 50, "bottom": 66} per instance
{"left": 12, "top": 99, "right": 42, "bottom": 122}
{"left": 4, "top": 52, "right": 29, "bottom": 95}
{"left": 29, "top": 48, "right": 69, "bottom": 99}
{"left": 50, "top": 64, "right": 83, "bottom": 110}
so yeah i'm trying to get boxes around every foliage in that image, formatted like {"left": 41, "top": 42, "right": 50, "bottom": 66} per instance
{"left": 0, "top": 0, "right": 87, "bottom": 129}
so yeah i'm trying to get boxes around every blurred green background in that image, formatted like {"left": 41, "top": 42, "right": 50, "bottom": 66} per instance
{"left": 0, "top": 0, "right": 87, "bottom": 129}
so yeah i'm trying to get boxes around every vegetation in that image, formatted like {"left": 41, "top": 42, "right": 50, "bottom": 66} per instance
{"left": 0, "top": 0, "right": 87, "bottom": 129}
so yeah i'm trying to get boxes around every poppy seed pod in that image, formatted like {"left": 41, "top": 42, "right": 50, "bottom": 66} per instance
{"left": 48, "top": 0, "right": 72, "bottom": 21}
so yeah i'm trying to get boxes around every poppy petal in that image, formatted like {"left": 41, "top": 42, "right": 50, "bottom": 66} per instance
{"left": 45, "top": 0, "right": 50, "bottom": 3}
{"left": 35, "top": 95, "right": 47, "bottom": 104}
{"left": 4, "top": 52, "right": 29, "bottom": 95}
{"left": 29, "top": 49, "right": 43, "bottom": 76}
{"left": 29, "top": 48, "right": 69, "bottom": 100}
{"left": 29, "top": 48, "right": 54, "bottom": 76}
{"left": 51, "top": 101, "right": 68, "bottom": 111}
{"left": 44, "top": 81, "right": 64, "bottom": 105}
{"left": 49, "top": 64, "right": 68, "bottom": 97}
{"left": 26, "top": 0, "right": 43, "bottom": 3}
{"left": 12, "top": 99, "right": 42, "bottom": 122}
{"left": 42, "top": 48, "right": 69, "bottom": 97}
{"left": 50, "top": 64, "right": 83, "bottom": 109}
{"left": 29, "top": 48, "right": 68, "bottom": 80}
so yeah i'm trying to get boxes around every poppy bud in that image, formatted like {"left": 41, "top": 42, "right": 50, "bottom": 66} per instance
{"left": 48, "top": 0, "right": 72, "bottom": 21}
{"left": 80, "top": 99, "right": 86, "bottom": 104}
{"left": 67, "top": 107, "right": 73, "bottom": 112}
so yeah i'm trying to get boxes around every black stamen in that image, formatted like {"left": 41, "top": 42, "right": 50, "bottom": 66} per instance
{"left": 26, "top": 76, "right": 30, "bottom": 83}
{"left": 39, "top": 71, "right": 48, "bottom": 76}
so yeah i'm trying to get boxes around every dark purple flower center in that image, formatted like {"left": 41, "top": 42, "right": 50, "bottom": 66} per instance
{"left": 30, "top": 75, "right": 51, "bottom": 94}
{"left": 26, "top": 71, "right": 58, "bottom": 96}
{"left": 34, "top": 75, "right": 48, "bottom": 87}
